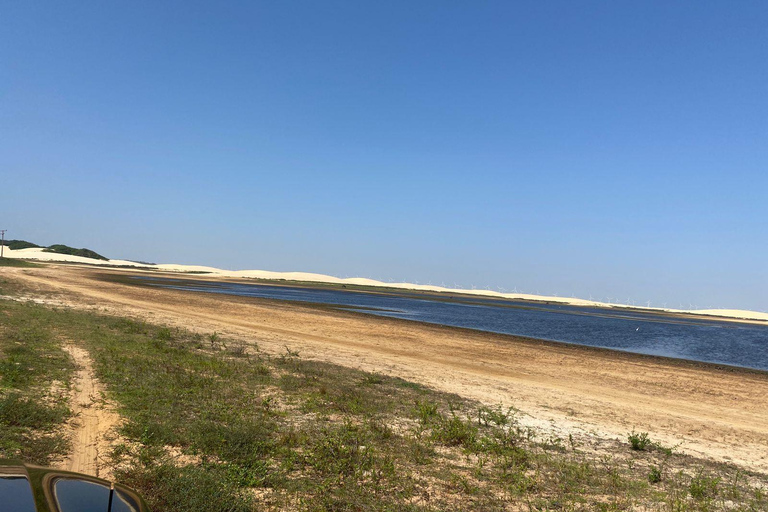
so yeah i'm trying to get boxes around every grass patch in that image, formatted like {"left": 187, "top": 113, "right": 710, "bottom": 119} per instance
{"left": 0, "top": 258, "right": 41, "bottom": 268}
{"left": 0, "top": 301, "right": 74, "bottom": 465}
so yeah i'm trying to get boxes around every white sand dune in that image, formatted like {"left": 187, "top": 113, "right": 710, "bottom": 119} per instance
{"left": 4, "top": 246, "right": 767, "bottom": 323}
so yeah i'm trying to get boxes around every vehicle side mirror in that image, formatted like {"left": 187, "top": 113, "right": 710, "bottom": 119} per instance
{"left": 0, "top": 459, "right": 148, "bottom": 512}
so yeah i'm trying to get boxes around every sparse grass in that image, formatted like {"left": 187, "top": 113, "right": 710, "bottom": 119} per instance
{"left": 0, "top": 258, "right": 41, "bottom": 268}
{"left": 0, "top": 289, "right": 766, "bottom": 511}
{"left": 0, "top": 301, "right": 74, "bottom": 465}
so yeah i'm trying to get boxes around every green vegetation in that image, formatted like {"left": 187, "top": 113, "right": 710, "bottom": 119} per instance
{"left": 628, "top": 430, "right": 652, "bottom": 451}
{"left": 2, "top": 239, "right": 42, "bottom": 250}
{"left": 0, "top": 258, "right": 41, "bottom": 268}
{"left": 0, "top": 302, "right": 74, "bottom": 465}
{"left": 0, "top": 291, "right": 766, "bottom": 511}
{"left": 43, "top": 244, "right": 108, "bottom": 260}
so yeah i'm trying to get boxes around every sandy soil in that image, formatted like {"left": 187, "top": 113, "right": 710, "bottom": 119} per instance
{"left": 59, "top": 343, "right": 120, "bottom": 479}
{"left": 5, "top": 264, "right": 768, "bottom": 475}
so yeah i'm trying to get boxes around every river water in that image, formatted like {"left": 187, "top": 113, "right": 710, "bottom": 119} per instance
{"left": 137, "top": 277, "right": 768, "bottom": 372}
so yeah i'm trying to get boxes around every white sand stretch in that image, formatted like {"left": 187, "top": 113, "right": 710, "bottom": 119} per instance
{"left": 3, "top": 246, "right": 767, "bottom": 323}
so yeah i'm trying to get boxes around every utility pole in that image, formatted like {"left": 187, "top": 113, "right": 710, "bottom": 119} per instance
{"left": 0, "top": 230, "right": 5, "bottom": 258}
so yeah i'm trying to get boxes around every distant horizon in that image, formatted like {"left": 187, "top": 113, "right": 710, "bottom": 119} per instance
{"left": 2, "top": 2, "right": 766, "bottom": 312}
{"left": 3, "top": 238, "right": 767, "bottom": 315}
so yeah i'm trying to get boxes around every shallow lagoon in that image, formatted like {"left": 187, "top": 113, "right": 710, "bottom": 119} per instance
{"left": 138, "top": 277, "right": 768, "bottom": 372}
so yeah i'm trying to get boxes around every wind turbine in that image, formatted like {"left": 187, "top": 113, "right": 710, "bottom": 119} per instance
{"left": 646, "top": 300, "right": 651, "bottom": 307}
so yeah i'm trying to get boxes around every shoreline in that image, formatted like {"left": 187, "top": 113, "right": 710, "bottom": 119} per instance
{"left": 3, "top": 247, "right": 767, "bottom": 325}
{"left": 113, "top": 271, "right": 768, "bottom": 374}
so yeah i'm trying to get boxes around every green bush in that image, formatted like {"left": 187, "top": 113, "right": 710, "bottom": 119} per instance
{"left": 628, "top": 430, "right": 651, "bottom": 451}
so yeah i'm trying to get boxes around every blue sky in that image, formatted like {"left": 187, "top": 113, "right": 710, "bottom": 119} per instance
{"left": 2, "top": 1, "right": 766, "bottom": 311}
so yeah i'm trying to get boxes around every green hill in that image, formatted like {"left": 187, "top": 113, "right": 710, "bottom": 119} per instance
{"left": 43, "top": 244, "right": 108, "bottom": 261}
{"left": 2, "top": 239, "right": 42, "bottom": 250}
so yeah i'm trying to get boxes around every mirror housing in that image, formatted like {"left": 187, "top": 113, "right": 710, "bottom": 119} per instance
{"left": 0, "top": 459, "right": 149, "bottom": 512}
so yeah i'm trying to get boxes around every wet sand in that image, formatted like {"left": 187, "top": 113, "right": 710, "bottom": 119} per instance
{"left": 5, "top": 264, "right": 768, "bottom": 473}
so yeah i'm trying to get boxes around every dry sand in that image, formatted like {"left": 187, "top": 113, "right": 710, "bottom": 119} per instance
{"left": 3, "top": 263, "right": 767, "bottom": 476}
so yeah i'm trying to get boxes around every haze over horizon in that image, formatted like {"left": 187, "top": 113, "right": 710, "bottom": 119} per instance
{"left": 2, "top": 2, "right": 766, "bottom": 312}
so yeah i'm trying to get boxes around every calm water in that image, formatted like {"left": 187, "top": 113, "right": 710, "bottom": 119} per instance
{"left": 138, "top": 277, "right": 768, "bottom": 371}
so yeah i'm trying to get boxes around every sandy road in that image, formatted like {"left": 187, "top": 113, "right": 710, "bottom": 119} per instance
{"left": 5, "top": 264, "right": 768, "bottom": 474}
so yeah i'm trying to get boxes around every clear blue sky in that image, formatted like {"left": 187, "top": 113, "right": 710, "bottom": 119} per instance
{"left": 2, "top": 1, "right": 766, "bottom": 311}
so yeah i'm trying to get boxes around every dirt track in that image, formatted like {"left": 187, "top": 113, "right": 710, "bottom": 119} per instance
{"left": 6, "top": 264, "right": 768, "bottom": 474}
{"left": 60, "top": 344, "right": 119, "bottom": 479}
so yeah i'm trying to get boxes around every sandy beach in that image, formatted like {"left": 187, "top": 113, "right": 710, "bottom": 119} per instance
{"left": 3, "top": 263, "right": 767, "bottom": 475}
{"left": 4, "top": 246, "right": 767, "bottom": 323}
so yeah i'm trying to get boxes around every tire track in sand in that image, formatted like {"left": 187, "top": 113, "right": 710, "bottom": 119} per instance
{"left": 60, "top": 344, "right": 121, "bottom": 479}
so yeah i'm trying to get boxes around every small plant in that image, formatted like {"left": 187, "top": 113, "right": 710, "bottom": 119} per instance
{"left": 477, "top": 405, "right": 514, "bottom": 427}
{"left": 648, "top": 465, "right": 662, "bottom": 484}
{"left": 415, "top": 400, "right": 439, "bottom": 426}
{"left": 208, "top": 331, "right": 220, "bottom": 350}
{"left": 628, "top": 429, "right": 651, "bottom": 451}
{"left": 689, "top": 473, "right": 720, "bottom": 500}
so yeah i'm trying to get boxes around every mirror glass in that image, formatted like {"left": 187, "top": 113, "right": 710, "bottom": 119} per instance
{"left": 54, "top": 478, "right": 111, "bottom": 512}
{"left": 110, "top": 489, "right": 141, "bottom": 512}
{"left": 0, "top": 476, "right": 37, "bottom": 512}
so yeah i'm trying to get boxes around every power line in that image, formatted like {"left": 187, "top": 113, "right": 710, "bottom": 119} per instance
{"left": 0, "top": 230, "right": 6, "bottom": 258}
